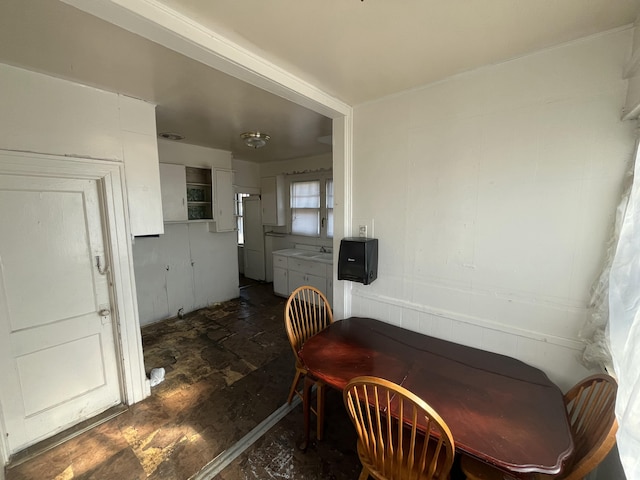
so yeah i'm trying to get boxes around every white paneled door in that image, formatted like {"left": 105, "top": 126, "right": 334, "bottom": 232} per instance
{"left": 0, "top": 175, "right": 121, "bottom": 454}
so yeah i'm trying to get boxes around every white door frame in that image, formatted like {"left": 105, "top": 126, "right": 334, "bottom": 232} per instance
{"left": 0, "top": 150, "right": 149, "bottom": 463}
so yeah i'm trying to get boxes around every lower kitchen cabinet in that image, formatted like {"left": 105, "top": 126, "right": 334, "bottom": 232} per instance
{"left": 273, "top": 266, "right": 288, "bottom": 296}
{"left": 272, "top": 249, "right": 333, "bottom": 306}
{"left": 288, "top": 270, "right": 326, "bottom": 294}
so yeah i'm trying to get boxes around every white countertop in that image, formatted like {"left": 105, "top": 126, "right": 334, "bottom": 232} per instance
{"left": 273, "top": 248, "right": 333, "bottom": 264}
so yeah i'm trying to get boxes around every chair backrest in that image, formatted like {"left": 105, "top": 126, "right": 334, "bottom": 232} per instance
{"left": 284, "top": 285, "right": 334, "bottom": 360}
{"left": 560, "top": 373, "right": 618, "bottom": 480}
{"left": 343, "top": 376, "right": 455, "bottom": 480}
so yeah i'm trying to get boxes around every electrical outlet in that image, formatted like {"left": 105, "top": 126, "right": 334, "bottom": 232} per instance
{"left": 354, "top": 218, "right": 374, "bottom": 238}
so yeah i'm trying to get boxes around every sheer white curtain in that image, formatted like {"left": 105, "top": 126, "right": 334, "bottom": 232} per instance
{"left": 581, "top": 168, "right": 633, "bottom": 371}
{"left": 608, "top": 139, "right": 640, "bottom": 479}
{"left": 583, "top": 137, "right": 640, "bottom": 479}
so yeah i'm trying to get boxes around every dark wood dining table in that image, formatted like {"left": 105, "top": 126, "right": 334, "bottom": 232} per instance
{"left": 299, "top": 317, "right": 573, "bottom": 478}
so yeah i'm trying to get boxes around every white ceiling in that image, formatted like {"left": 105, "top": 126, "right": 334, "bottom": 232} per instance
{"left": 1, "top": 0, "right": 638, "bottom": 162}
{"left": 0, "top": 0, "right": 333, "bottom": 162}
{"left": 157, "top": 0, "right": 640, "bottom": 104}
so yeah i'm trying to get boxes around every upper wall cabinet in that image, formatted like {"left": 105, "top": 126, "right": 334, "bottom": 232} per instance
{"left": 212, "top": 169, "right": 235, "bottom": 232}
{"left": 186, "top": 167, "right": 213, "bottom": 220}
{"left": 119, "top": 96, "right": 164, "bottom": 236}
{"left": 159, "top": 163, "right": 235, "bottom": 232}
{"left": 261, "top": 175, "right": 286, "bottom": 226}
{"left": 160, "top": 163, "right": 188, "bottom": 222}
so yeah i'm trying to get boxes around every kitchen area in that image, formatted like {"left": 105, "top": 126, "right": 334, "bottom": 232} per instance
{"left": 131, "top": 134, "right": 334, "bottom": 327}
{"left": 239, "top": 155, "right": 334, "bottom": 306}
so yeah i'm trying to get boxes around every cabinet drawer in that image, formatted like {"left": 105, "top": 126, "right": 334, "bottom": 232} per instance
{"left": 273, "top": 254, "right": 288, "bottom": 268}
{"left": 288, "top": 257, "right": 326, "bottom": 277}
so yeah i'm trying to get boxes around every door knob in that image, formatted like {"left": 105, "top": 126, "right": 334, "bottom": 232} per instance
{"left": 99, "top": 308, "right": 111, "bottom": 317}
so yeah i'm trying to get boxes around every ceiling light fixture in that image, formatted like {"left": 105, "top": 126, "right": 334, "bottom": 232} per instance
{"left": 158, "top": 132, "right": 185, "bottom": 141}
{"left": 241, "top": 131, "right": 271, "bottom": 149}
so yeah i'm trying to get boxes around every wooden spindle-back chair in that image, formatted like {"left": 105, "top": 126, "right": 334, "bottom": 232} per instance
{"left": 284, "top": 285, "right": 334, "bottom": 439}
{"left": 461, "top": 373, "right": 618, "bottom": 480}
{"left": 343, "top": 376, "right": 455, "bottom": 480}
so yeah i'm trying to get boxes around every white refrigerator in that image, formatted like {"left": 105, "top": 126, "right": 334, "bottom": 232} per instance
{"left": 242, "top": 195, "right": 265, "bottom": 280}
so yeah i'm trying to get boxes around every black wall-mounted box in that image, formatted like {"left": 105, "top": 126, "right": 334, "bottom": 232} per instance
{"left": 337, "top": 237, "right": 378, "bottom": 285}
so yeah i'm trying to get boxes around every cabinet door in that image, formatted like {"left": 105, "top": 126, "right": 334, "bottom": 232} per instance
{"left": 213, "top": 169, "right": 235, "bottom": 232}
{"left": 273, "top": 267, "right": 288, "bottom": 296}
{"left": 260, "top": 175, "right": 285, "bottom": 226}
{"left": 288, "top": 270, "right": 326, "bottom": 298}
{"left": 306, "top": 273, "right": 327, "bottom": 296}
{"left": 123, "top": 131, "right": 164, "bottom": 235}
{"left": 288, "top": 269, "right": 306, "bottom": 294}
{"left": 120, "top": 96, "right": 164, "bottom": 236}
{"left": 159, "top": 163, "right": 187, "bottom": 222}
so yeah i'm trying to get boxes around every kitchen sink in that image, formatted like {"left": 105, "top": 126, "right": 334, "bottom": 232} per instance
{"left": 295, "top": 251, "right": 321, "bottom": 257}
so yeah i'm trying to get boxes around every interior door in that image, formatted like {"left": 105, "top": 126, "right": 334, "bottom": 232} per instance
{"left": 0, "top": 174, "right": 122, "bottom": 454}
{"left": 243, "top": 196, "right": 266, "bottom": 281}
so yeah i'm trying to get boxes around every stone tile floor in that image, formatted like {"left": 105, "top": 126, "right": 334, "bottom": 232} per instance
{"left": 5, "top": 279, "right": 465, "bottom": 480}
{"left": 218, "top": 388, "right": 362, "bottom": 480}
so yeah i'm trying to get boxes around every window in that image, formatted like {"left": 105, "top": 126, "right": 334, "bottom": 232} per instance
{"left": 235, "top": 193, "right": 250, "bottom": 244}
{"left": 289, "top": 173, "right": 333, "bottom": 238}
{"left": 291, "top": 180, "right": 320, "bottom": 236}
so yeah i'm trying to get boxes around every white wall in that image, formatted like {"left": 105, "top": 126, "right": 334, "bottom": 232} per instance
{"left": 0, "top": 64, "right": 154, "bottom": 468}
{"left": 132, "top": 140, "right": 239, "bottom": 326}
{"left": 350, "top": 29, "right": 636, "bottom": 391}
{"left": 0, "top": 65, "right": 123, "bottom": 160}
{"left": 233, "top": 158, "right": 261, "bottom": 194}
{"left": 132, "top": 224, "right": 238, "bottom": 325}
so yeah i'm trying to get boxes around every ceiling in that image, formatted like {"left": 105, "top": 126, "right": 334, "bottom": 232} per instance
{"left": 0, "top": 0, "right": 333, "bottom": 162}
{"left": 1, "top": 0, "right": 638, "bottom": 163}
{"left": 156, "top": 0, "right": 640, "bottom": 104}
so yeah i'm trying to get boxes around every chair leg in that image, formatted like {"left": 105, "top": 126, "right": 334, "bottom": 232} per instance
{"left": 316, "top": 382, "right": 325, "bottom": 440}
{"left": 287, "top": 369, "right": 303, "bottom": 405}
{"left": 358, "top": 467, "right": 369, "bottom": 480}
